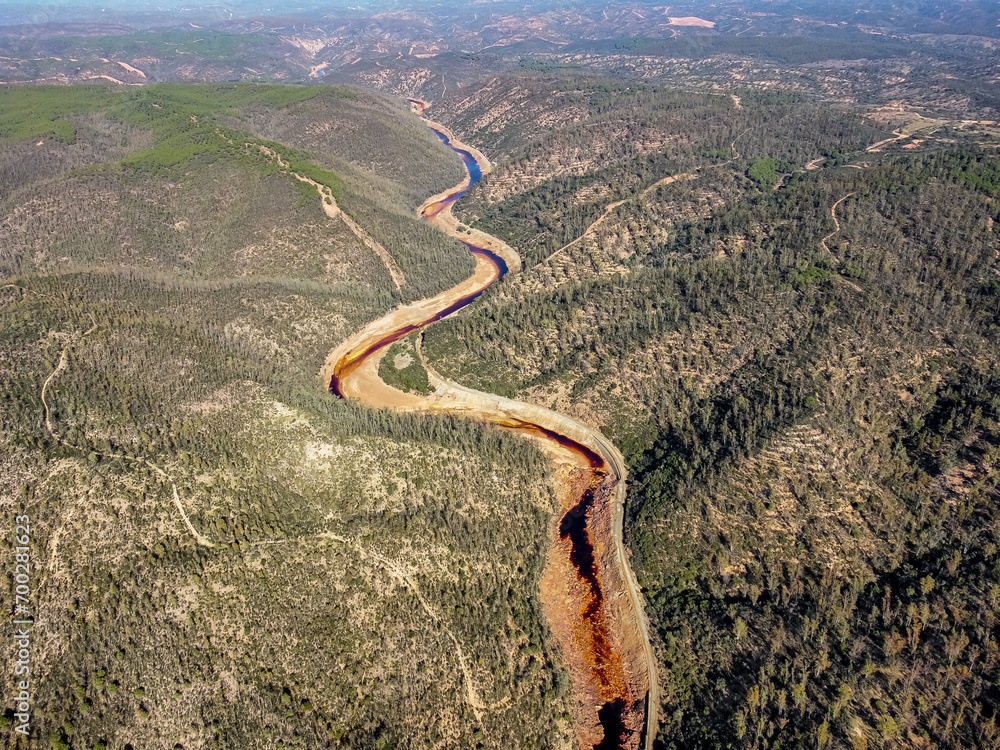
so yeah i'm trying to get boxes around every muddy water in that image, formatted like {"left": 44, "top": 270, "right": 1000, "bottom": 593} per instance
{"left": 329, "top": 125, "right": 634, "bottom": 748}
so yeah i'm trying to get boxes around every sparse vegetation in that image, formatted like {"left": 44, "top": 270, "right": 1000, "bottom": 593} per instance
{"left": 3, "top": 3, "right": 1000, "bottom": 746}
{"left": 420, "top": 73, "right": 1000, "bottom": 748}
{"left": 0, "top": 82, "right": 570, "bottom": 749}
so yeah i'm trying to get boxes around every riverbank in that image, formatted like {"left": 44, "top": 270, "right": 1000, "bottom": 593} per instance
{"left": 321, "top": 107, "right": 656, "bottom": 749}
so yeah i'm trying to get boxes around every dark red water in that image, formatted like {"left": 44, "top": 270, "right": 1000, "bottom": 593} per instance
{"left": 596, "top": 700, "right": 628, "bottom": 750}
{"left": 559, "top": 483, "right": 628, "bottom": 750}
{"left": 499, "top": 418, "right": 605, "bottom": 470}
{"left": 560, "top": 490, "right": 602, "bottom": 617}
{"left": 328, "top": 123, "right": 629, "bottom": 747}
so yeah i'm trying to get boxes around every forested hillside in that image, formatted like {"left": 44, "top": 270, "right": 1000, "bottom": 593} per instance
{"left": 422, "top": 73, "right": 1000, "bottom": 748}
{"left": 0, "top": 84, "right": 471, "bottom": 301}
{"left": 0, "top": 84, "right": 577, "bottom": 749}
{"left": 3, "top": 50, "right": 998, "bottom": 750}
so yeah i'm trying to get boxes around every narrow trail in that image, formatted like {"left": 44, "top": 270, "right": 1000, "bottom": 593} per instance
{"left": 540, "top": 170, "right": 701, "bottom": 267}
{"left": 866, "top": 130, "right": 905, "bottom": 153}
{"left": 337, "top": 210, "right": 406, "bottom": 292}
{"left": 363, "top": 545, "right": 510, "bottom": 720}
{"left": 254, "top": 527, "right": 512, "bottom": 718}
{"left": 541, "top": 129, "right": 747, "bottom": 268}
{"left": 257, "top": 145, "right": 407, "bottom": 292}
{"left": 820, "top": 193, "right": 854, "bottom": 254}
{"left": 639, "top": 170, "right": 698, "bottom": 200}
{"left": 20, "top": 287, "right": 215, "bottom": 549}
{"left": 541, "top": 197, "right": 629, "bottom": 265}
{"left": 818, "top": 193, "right": 864, "bottom": 294}
{"left": 115, "top": 60, "right": 147, "bottom": 79}
{"left": 322, "top": 109, "right": 658, "bottom": 749}
{"left": 41, "top": 336, "right": 213, "bottom": 548}
{"left": 320, "top": 531, "right": 509, "bottom": 720}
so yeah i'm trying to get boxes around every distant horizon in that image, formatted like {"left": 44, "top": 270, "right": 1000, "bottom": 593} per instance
{"left": 0, "top": 0, "right": 433, "bottom": 28}
{"left": 1, "top": 0, "right": 743, "bottom": 29}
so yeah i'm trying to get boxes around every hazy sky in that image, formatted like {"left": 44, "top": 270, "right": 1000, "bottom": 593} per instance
{"left": 0, "top": 0, "right": 349, "bottom": 26}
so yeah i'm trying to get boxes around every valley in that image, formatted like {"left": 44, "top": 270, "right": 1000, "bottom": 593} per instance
{"left": 2, "top": 2, "right": 1000, "bottom": 747}
{"left": 323, "top": 110, "right": 655, "bottom": 748}
{"left": 0, "top": 84, "right": 576, "bottom": 749}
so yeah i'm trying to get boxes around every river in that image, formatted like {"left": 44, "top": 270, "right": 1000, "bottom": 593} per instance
{"left": 323, "top": 116, "right": 654, "bottom": 750}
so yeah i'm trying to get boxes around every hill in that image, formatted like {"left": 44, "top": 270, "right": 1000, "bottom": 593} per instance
{"left": 0, "top": 82, "right": 578, "bottom": 749}
{"left": 418, "top": 72, "right": 1000, "bottom": 749}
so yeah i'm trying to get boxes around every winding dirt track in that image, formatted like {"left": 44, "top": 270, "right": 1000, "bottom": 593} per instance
{"left": 30, "top": 301, "right": 213, "bottom": 549}
{"left": 820, "top": 193, "right": 854, "bottom": 254}
{"left": 541, "top": 128, "right": 747, "bottom": 269}
{"left": 320, "top": 113, "right": 658, "bottom": 749}
{"left": 257, "top": 145, "right": 407, "bottom": 291}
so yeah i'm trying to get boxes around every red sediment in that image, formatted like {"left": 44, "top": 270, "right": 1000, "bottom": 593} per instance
{"left": 420, "top": 198, "right": 451, "bottom": 220}
{"left": 328, "top": 120, "right": 644, "bottom": 749}
{"left": 541, "top": 468, "right": 644, "bottom": 750}
{"left": 498, "top": 418, "right": 605, "bottom": 470}
{"left": 329, "top": 249, "right": 504, "bottom": 397}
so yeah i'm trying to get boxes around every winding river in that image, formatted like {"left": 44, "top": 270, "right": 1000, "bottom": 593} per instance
{"left": 321, "top": 111, "right": 657, "bottom": 750}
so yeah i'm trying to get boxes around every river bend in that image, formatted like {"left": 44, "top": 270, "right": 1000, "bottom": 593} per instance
{"left": 321, "top": 110, "right": 657, "bottom": 750}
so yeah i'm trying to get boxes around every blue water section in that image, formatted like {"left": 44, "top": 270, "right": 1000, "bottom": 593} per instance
{"left": 430, "top": 127, "right": 507, "bottom": 281}
{"left": 430, "top": 126, "right": 627, "bottom": 749}
{"left": 432, "top": 128, "right": 484, "bottom": 200}
{"left": 466, "top": 243, "right": 509, "bottom": 277}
